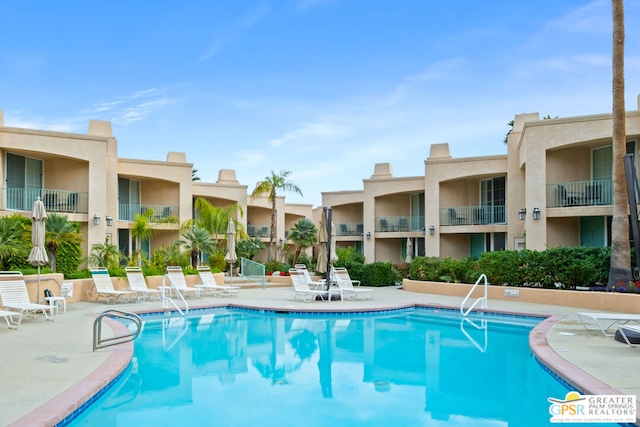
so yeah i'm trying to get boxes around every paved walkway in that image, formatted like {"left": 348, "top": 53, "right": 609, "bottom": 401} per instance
{"left": 1, "top": 286, "right": 639, "bottom": 426}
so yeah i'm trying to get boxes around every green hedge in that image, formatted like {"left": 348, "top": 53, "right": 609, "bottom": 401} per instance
{"left": 408, "top": 246, "right": 614, "bottom": 288}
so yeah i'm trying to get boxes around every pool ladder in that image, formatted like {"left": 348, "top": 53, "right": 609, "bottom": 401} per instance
{"left": 93, "top": 309, "right": 142, "bottom": 351}
{"left": 460, "top": 273, "right": 488, "bottom": 316}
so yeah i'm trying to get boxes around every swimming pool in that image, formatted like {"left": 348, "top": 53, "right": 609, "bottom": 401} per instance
{"left": 66, "top": 307, "right": 623, "bottom": 426}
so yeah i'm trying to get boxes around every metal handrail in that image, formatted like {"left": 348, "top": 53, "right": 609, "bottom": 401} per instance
{"left": 460, "top": 317, "right": 488, "bottom": 352}
{"left": 460, "top": 274, "right": 488, "bottom": 316}
{"left": 93, "top": 309, "right": 142, "bottom": 351}
{"left": 161, "top": 274, "right": 188, "bottom": 315}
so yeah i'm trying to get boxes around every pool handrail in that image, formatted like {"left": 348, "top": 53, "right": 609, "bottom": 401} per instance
{"left": 460, "top": 273, "right": 488, "bottom": 316}
{"left": 161, "top": 274, "right": 188, "bottom": 315}
{"left": 93, "top": 309, "right": 142, "bottom": 351}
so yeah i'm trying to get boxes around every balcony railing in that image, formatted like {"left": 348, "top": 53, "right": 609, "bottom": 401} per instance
{"left": 2, "top": 188, "right": 88, "bottom": 214}
{"left": 439, "top": 206, "right": 506, "bottom": 226}
{"left": 247, "top": 225, "right": 271, "bottom": 238}
{"left": 118, "top": 204, "right": 178, "bottom": 222}
{"left": 375, "top": 216, "right": 425, "bottom": 232}
{"left": 546, "top": 180, "right": 612, "bottom": 208}
{"left": 335, "top": 222, "right": 364, "bottom": 236}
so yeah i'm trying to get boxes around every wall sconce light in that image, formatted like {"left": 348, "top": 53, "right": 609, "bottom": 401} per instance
{"left": 518, "top": 209, "right": 526, "bottom": 221}
{"left": 421, "top": 227, "right": 426, "bottom": 236}
{"left": 533, "top": 207, "right": 541, "bottom": 220}
{"left": 106, "top": 216, "right": 113, "bottom": 227}
{"left": 366, "top": 231, "right": 371, "bottom": 240}
{"left": 279, "top": 238, "right": 283, "bottom": 244}
{"left": 428, "top": 225, "right": 435, "bottom": 235}
{"left": 93, "top": 214, "right": 101, "bottom": 225}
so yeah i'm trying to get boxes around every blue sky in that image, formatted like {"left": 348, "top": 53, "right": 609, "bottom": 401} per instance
{"left": 2, "top": 1, "right": 640, "bottom": 207}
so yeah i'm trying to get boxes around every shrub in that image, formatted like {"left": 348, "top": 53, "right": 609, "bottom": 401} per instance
{"left": 358, "top": 262, "right": 399, "bottom": 287}
{"left": 264, "top": 259, "right": 291, "bottom": 274}
{"left": 208, "top": 252, "right": 227, "bottom": 272}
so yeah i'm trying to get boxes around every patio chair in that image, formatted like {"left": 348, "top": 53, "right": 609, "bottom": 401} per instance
{"left": 577, "top": 312, "right": 640, "bottom": 337}
{"left": 294, "top": 264, "right": 327, "bottom": 290}
{"left": 288, "top": 269, "right": 337, "bottom": 302}
{"left": 164, "top": 266, "right": 202, "bottom": 299}
{"left": 196, "top": 266, "right": 239, "bottom": 297}
{"left": 0, "top": 309, "right": 22, "bottom": 329}
{"left": 88, "top": 267, "right": 136, "bottom": 304}
{"left": 0, "top": 271, "right": 57, "bottom": 321}
{"left": 125, "top": 266, "right": 162, "bottom": 301}
{"left": 617, "top": 324, "right": 640, "bottom": 347}
{"left": 331, "top": 267, "right": 374, "bottom": 301}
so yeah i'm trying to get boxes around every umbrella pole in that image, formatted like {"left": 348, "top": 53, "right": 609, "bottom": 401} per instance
{"left": 229, "top": 262, "right": 233, "bottom": 284}
{"left": 37, "top": 265, "right": 41, "bottom": 302}
{"left": 325, "top": 208, "right": 332, "bottom": 294}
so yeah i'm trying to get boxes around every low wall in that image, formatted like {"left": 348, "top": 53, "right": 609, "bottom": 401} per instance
{"left": 23, "top": 272, "right": 211, "bottom": 303}
{"left": 403, "top": 279, "right": 640, "bottom": 314}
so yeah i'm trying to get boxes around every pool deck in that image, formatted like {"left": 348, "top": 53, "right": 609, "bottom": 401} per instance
{"left": 2, "top": 285, "right": 639, "bottom": 427}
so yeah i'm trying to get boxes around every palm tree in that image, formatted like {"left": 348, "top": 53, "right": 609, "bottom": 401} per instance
{"left": 177, "top": 226, "right": 215, "bottom": 268}
{"left": 87, "top": 237, "right": 123, "bottom": 270}
{"left": 288, "top": 218, "right": 318, "bottom": 266}
{"left": 0, "top": 216, "right": 29, "bottom": 269}
{"left": 236, "top": 237, "right": 266, "bottom": 260}
{"left": 45, "top": 214, "right": 83, "bottom": 272}
{"left": 251, "top": 170, "right": 303, "bottom": 261}
{"left": 608, "top": 0, "right": 631, "bottom": 288}
{"left": 131, "top": 209, "right": 157, "bottom": 267}
{"left": 192, "top": 169, "right": 201, "bottom": 181}
{"left": 189, "top": 198, "right": 246, "bottom": 248}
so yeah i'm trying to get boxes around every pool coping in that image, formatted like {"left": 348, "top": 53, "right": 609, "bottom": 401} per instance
{"left": 13, "top": 301, "right": 640, "bottom": 427}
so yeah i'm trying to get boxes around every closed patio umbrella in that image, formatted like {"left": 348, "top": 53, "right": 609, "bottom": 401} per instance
{"left": 405, "top": 238, "right": 413, "bottom": 263}
{"left": 28, "top": 196, "right": 49, "bottom": 300}
{"left": 224, "top": 219, "right": 237, "bottom": 284}
{"left": 316, "top": 211, "right": 328, "bottom": 274}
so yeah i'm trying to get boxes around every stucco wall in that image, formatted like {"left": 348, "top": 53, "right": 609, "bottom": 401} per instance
{"left": 403, "top": 279, "right": 640, "bottom": 314}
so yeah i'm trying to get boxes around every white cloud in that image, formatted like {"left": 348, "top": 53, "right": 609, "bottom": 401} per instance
{"left": 199, "top": 3, "right": 270, "bottom": 62}
{"left": 268, "top": 121, "right": 347, "bottom": 147}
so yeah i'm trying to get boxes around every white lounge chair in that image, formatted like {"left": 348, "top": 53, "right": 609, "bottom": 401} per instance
{"left": 196, "top": 266, "right": 239, "bottom": 297}
{"left": 88, "top": 267, "right": 136, "bottom": 304}
{"left": 164, "top": 266, "right": 202, "bottom": 299}
{"left": 577, "top": 312, "right": 640, "bottom": 336}
{"left": 294, "top": 264, "right": 327, "bottom": 290}
{"left": 288, "top": 269, "right": 338, "bottom": 302}
{"left": 331, "top": 267, "right": 374, "bottom": 301}
{"left": 125, "top": 267, "right": 162, "bottom": 301}
{"left": 0, "top": 271, "right": 56, "bottom": 321}
{"left": 0, "top": 309, "right": 22, "bottom": 329}
{"left": 617, "top": 324, "right": 640, "bottom": 347}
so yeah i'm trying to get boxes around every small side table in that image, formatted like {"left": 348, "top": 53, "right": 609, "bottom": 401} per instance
{"left": 42, "top": 296, "right": 66, "bottom": 314}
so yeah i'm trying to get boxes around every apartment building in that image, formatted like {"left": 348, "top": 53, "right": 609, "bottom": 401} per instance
{"left": 323, "top": 96, "right": 640, "bottom": 264}
{"left": 0, "top": 110, "right": 312, "bottom": 264}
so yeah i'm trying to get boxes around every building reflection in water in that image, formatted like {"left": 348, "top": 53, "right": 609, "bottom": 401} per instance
{"left": 78, "top": 309, "right": 571, "bottom": 426}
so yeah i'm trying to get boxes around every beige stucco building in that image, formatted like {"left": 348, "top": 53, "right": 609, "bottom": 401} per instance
{"left": 0, "top": 110, "right": 312, "bottom": 264}
{"left": 3, "top": 95, "right": 640, "bottom": 267}
{"left": 322, "top": 96, "right": 640, "bottom": 264}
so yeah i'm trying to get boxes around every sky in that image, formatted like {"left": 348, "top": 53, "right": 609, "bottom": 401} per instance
{"left": 2, "top": 0, "right": 640, "bottom": 208}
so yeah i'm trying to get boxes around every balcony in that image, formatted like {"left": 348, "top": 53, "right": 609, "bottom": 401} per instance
{"left": 247, "top": 225, "right": 271, "bottom": 238}
{"left": 546, "top": 180, "right": 612, "bottom": 208}
{"left": 2, "top": 188, "right": 88, "bottom": 214}
{"left": 439, "top": 206, "right": 506, "bottom": 226}
{"left": 375, "top": 216, "right": 425, "bottom": 232}
{"left": 118, "top": 204, "right": 178, "bottom": 222}
{"left": 335, "top": 222, "right": 364, "bottom": 236}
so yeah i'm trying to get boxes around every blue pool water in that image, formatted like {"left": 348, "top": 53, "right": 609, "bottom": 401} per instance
{"left": 66, "top": 307, "right": 624, "bottom": 426}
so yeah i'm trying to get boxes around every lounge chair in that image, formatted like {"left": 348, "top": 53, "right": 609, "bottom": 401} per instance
{"left": 617, "top": 324, "right": 640, "bottom": 347}
{"left": 196, "top": 266, "right": 239, "bottom": 297}
{"left": 0, "top": 309, "right": 22, "bottom": 329}
{"left": 164, "top": 266, "right": 202, "bottom": 299}
{"left": 331, "top": 267, "right": 374, "bottom": 301}
{"left": 125, "top": 267, "right": 162, "bottom": 301}
{"left": 288, "top": 269, "right": 338, "bottom": 302}
{"left": 88, "top": 267, "right": 136, "bottom": 304}
{"left": 294, "top": 264, "right": 327, "bottom": 290}
{"left": 0, "top": 271, "right": 56, "bottom": 321}
{"left": 577, "top": 312, "right": 640, "bottom": 337}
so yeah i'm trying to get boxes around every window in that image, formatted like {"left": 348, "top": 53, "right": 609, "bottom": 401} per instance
{"left": 6, "top": 153, "right": 43, "bottom": 210}
{"left": 118, "top": 177, "right": 141, "bottom": 221}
